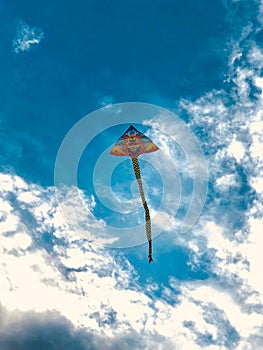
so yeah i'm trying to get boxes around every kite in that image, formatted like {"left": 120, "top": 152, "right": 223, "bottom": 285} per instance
{"left": 110, "top": 125, "right": 159, "bottom": 263}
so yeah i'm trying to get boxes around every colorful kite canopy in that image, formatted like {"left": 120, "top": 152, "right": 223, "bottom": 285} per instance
{"left": 110, "top": 125, "right": 159, "bottom": 158}
{"left": 110, "top": 125, "right": 159, "bottom": 263}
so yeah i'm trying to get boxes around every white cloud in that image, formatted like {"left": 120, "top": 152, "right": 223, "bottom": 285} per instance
{"left": 0, "top": 173, "right": 177, "bottom": 348}
{"left": 227, "top": 136, "right": 246, "bottom": 162}
{"left": 250, "top": 176, "right": 263, "bottom": 193}
{"left": 188, "top": 210, "right": 263, "bottom": 346}
{"left": 164, "top": 22, "right": 263, "bottom": 347}
{"left": 12, "top": 19, "right": 44, "bottom": 54}
{"left": 1, "top": 169, "right": 263, "bottom": 349}
{"left": 0, "top": 173, "right": 240, "bottom": 348}
{"left": 215, "top": 174, "right": 238, "bottom": 190}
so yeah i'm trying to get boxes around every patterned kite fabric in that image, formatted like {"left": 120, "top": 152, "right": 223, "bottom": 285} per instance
{"left": 131, "top": 157, "right": 153, "bottom": 263}
{"left": 110, "top": 125, "right": 159, "bottom": 158}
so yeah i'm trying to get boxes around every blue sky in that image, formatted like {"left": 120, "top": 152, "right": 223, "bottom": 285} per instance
{"left": 1, "top": 1, "right": 263, "bottom": 349}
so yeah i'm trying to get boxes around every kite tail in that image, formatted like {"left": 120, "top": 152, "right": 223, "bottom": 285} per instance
{"left": 131, "top": 157, "right": 153, "bottom": 263}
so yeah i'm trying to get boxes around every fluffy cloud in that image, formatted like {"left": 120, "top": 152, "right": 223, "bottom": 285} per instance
{"left": 0, "top": 172, "right": 241, "bottom": 349}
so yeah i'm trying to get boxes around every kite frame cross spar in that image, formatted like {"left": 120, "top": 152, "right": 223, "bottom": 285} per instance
{"left": 110, "top": 125, "right": 159, "bottom": 263}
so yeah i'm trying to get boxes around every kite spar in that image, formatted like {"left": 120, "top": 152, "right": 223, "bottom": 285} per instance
{"left": 110, "top": 125, "right": 159, "bottom": 263}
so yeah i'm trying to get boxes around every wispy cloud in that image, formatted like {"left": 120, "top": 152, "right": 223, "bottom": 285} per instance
{"left": 12, "top": 19, "right": 44, "bottom": 54}
{"left": 98, "top": 95, "right": 114, "bottom": 108}
{"left": 167, "top": 20, "right": 263, "bottom": 348}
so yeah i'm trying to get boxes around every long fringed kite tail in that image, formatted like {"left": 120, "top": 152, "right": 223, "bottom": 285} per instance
{"left": 132, "top": 157, "right": 153, "bottom": 263}
{"left": 110, "top": 125, "right": 159, "bottom": 263}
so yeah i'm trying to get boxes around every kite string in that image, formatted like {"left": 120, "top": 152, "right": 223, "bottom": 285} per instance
{"left": 131, "top": 157, "right": 153, "bottom": 263}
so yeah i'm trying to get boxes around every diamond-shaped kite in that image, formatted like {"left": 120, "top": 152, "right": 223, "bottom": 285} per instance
{"left": 110, "top": 125, "right": 159, "bottom": 262}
